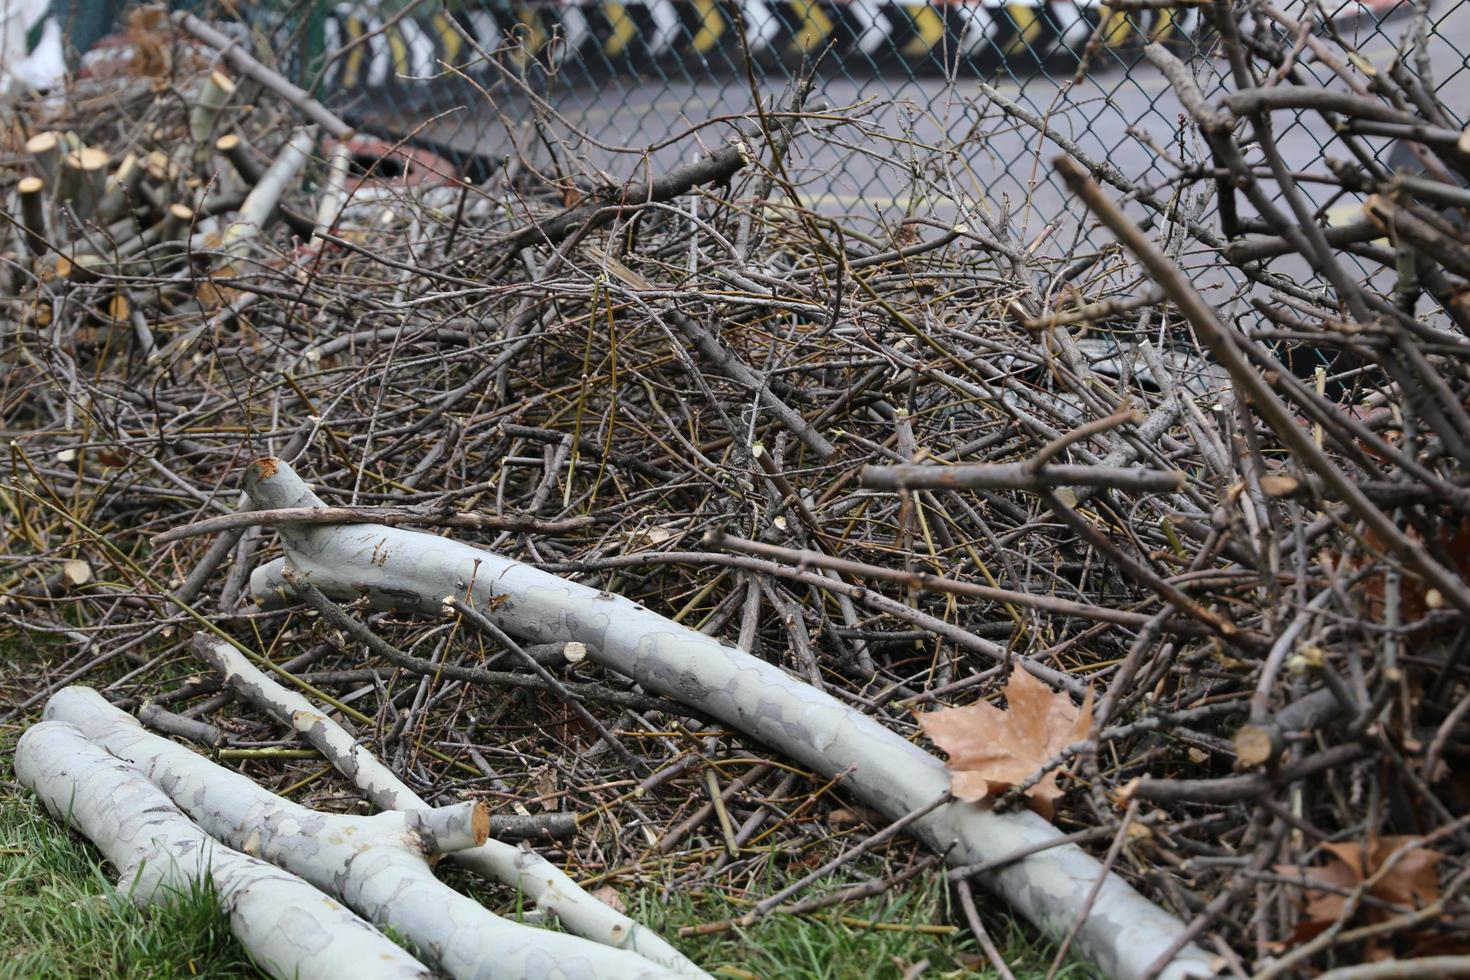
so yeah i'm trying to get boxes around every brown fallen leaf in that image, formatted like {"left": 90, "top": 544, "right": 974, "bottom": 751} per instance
{"left": 918, "top": 668, "right": 1092, "bottom": 819}
{"left": 589, "top": 885, "right": 626, "bottom": 914}
{"left": 1277, "top": 836, "right": 1442, "bottom": 943}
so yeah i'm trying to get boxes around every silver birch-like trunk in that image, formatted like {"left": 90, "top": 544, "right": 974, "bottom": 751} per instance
{"left": 15, "top": 719, "right": 434, "bottom": 980}
{"left": 194, "top": 634, "right": 708, "bottom": 977}
{"left": 40, "top": 686, "right": 688, "bottom": 980}
{"left": 244, "top": 456, "right": 1215, "bottom": 980}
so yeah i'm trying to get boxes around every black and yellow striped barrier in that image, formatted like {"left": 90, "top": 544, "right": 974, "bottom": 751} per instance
{"left": 317, "top": 1, "right": 1205, "bottom": 91}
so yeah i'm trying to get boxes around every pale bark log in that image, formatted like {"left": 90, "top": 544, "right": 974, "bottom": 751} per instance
{"left": 194, "top": 635, "right": 707, "bottom": 977}
{"left": 190, "top": 71, "right": 237, "bottom": 145}
{"left": 215, "top": 128, "right": 313, "bottom": 256}
{"left": 173, "top": 11, "right": 355, "bottom": 140}
{"left": 315, "top": 141, "right": 352, "bottom": 240}
{"left": 15, "top": 719, "right": 432, "bottom": 980}
{"left": 42, "top": 686, "right": 684, "bottom": 980}
{"left": 18, "top": 176, "right": 47, "bottom": 256}
{"left": 243, "top": 457, "right": 1215, "bottom": 980}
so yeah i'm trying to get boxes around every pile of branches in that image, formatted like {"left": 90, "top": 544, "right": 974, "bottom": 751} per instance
{"left": 2, "top": 3, "right": 1468, "bottom": 977}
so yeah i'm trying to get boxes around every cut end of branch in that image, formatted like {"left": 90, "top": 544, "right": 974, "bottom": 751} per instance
{"left": 409, "top": 800, "right": 490, "bottom": 855}
{"left": 1233, "top": 724, "right": 1277, "bottom": 769}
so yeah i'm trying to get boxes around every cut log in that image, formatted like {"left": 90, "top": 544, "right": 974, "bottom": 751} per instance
{"left": 42, "top": 686, "right": 686, "bottom": 980}
{"left": 244, "top": 456, "right": 1215, "bottom": 980}
{"left": 15, "top": 719, "right": 433, "bottom": 980}
{"left": 193, "top": 634, "right": 707, "bottom": 977}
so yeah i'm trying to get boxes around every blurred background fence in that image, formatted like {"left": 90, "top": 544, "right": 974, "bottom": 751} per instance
{"left": 40, "top": 0, "right": 1470, "bottom": 243}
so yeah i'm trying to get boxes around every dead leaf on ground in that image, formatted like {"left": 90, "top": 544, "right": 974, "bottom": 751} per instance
{"left": 917, "top": 668, "right": 1092, "bottom": 820}
{"left": 589, "top": 885, "right": 626, "bottom": 914}
{"left": 1276, "top": 836, "right": 1442, "bottom": 942}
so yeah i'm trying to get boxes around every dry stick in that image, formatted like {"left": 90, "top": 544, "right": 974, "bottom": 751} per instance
{"left": 520, "top": 547, "right": 1088, "bottom": 695}
{"left": 217, "top": 127, "right": 314, "bottom": 256}
{"left": 190, "top": 636, "right": 704, "bottom": 976}
{"left": 249, "top": 458, "right": 1211, "bottom": 978}
{"left": 741, "top": 790, "right": 952, "bottom": 923}
{"left": 703, "top": 769, "right": 741, "bottom": 858}
{"left": 1133, "top": 743, "right": 1366, "bottom": 803}
{"left": 958, "top": 879, "right": 1017, "bottom": 980}
{"left": 215, "top": 132, "right": 327, "bottom": 243}
{"left": 667, "top": 308, "right": 835, "bottom": 459}
{"left": 60, "top": 147, "right": 109, "bottom": 221}
{"left": 189, "top": 70, "right": 237, "bottom": 145}
{"left": 861, "top": 462, "right": 1184, "bottom": 494}
{"left": 946, "top": 824, "right": 1122, "bottom": 881}
{"left": 191, "top": 640, "right": 574, "bottom": 847}
{"left": 1055, "top": 153, "right": 1470, "bottom": 618}
{"left": 656, "top": 763, "right": 774, "bottom": 854}
{"left": 26, "top": 130, "right": 62, "bottom": 185}
{"left": 288, "top": 575, "right": 685, "bottom": 714}
{"left": 154, "top": 505, "right": 593, "bottom": 546}
{"left": 216, "top": 133, "right": 263, "bottom": 184}
{"left": 1048, "top": 481, "right": 1254, "bottom": 648}
{"left": 315, "top": 140, "right": 353, "bottom": 239}
{"left": 1424, "top": 687, "right": 1470, "bottom": 784}
{"left": 173, "top": 11, "right": 355, "bottom": 139}
{"left": 444, "top": 597, "right": 645, "bottom": 775}
{"left": 137, "top": 700, "right": 223, "bottom": 748}
{"left": 1235, "top": 685, "right": 1351, "bottom": 769}
{"left": 686, "top": 854, "right": 942, "bottom": 939}
{"left": 704, "top": 531, "right": 1196, "bottom": 634}
{"left": 1313, "top": 956, "right": 1470, "bottom": 980}
{"left": 498, "top": 138, "right": 762, "bottom": 257}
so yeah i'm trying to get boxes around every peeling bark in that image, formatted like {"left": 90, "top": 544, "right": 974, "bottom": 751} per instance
{"left": 194, "top": 634, "right": 707, "bottom": 977}
{"left": 41, "top": 686, "right": 688, "bottom": 980}
{"left": 15, "top": 719, "right": 433, "bottom": 980}
{"left": 245, "top": 457, "right": 1216, "bottom": 980}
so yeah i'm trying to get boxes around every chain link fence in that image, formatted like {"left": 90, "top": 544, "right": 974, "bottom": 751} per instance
{"left": 44, "top": 0, "right": 1470, "bottom": 250}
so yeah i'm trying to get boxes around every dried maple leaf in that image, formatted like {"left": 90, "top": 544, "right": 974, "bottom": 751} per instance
{"left": 1277, "top": 836, "right": 1442, "bottom": 942}
{"left": 918, "top": 668, "right": 1092, "bottom": 819}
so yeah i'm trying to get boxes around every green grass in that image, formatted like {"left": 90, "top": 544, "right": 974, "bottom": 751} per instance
{"left": 632, "top": 868, "right": 1102, "bottom": 980}
{"left": 0, "top": 629, "right": 1097, "bottom": 978}
{"left": 0, "top": 766, "right": 265, "bottom": 979}
{"left": 0, "top": 773, "right": 1100, "bottom": 980}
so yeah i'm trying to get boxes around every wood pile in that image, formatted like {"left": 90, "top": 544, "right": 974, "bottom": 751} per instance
{"left": 2, "top": 5, "right": 1468, "bottom": 977}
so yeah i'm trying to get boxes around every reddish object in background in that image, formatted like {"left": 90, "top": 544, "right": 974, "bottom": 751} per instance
{"left": 323, "top": 135, "right": 456, "bottom": 191}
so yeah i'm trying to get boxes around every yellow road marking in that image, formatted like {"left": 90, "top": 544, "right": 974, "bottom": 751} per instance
{"left": 604, "top": 3, "right": 639, "bottom": 56}
{"left": 1003, "top": 4, "right": 1044, "bottom": 57}
{"left": 903, "top": 4, "right": 947, "bottom": 57}
{"left": 341, "top": 14, "right": 366, "bottom": 88}
{"left": 692, "top": 0, "right": 727, "bottom": 53}
{"left": 1098, "top": 5, "right": 1134, "bottom": 46}
{"left": 386, "top": 24, "right": 409, "bottom": 76}
{"left": 788, "top": 0, "right": 835, "bottom": 54}
{"left": 433, "top": 12, "right": 461, "bottom": 67}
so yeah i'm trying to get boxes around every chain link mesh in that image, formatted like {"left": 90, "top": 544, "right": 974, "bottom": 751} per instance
{"left": 56, "top": 0, "right": 1470, "bottom": 250}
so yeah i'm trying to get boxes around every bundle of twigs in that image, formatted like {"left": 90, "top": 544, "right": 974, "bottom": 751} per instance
{"left": 2, "top": 2, "right": 1468, "bottom": 977}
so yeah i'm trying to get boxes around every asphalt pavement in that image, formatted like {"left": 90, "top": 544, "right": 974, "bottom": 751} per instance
{"left": 376, "top": 3, "right": 1469, "bottom": 256}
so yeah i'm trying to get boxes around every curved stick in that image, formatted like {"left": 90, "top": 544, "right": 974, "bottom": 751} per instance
{"left": 193, "top": 634, "right": 707, "bottom": 977}
{"left": 244, "top": 456, "right": 1214, "bottom": 980}
{"left": 42, "top": 686, "right": 686, "bottom": 980}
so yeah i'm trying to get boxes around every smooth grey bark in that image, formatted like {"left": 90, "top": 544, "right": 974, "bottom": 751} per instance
{"left": 193, "top": 634, "right": 707, "bottom": 977}
{"left": 42, "top": 686, "right": 685, "bottom": 980}
{"left": 15, "top": 719, "right": 432, "bottom": 980}
{"left": 244, "top": 457, "right": 1215, "bottom": 980}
